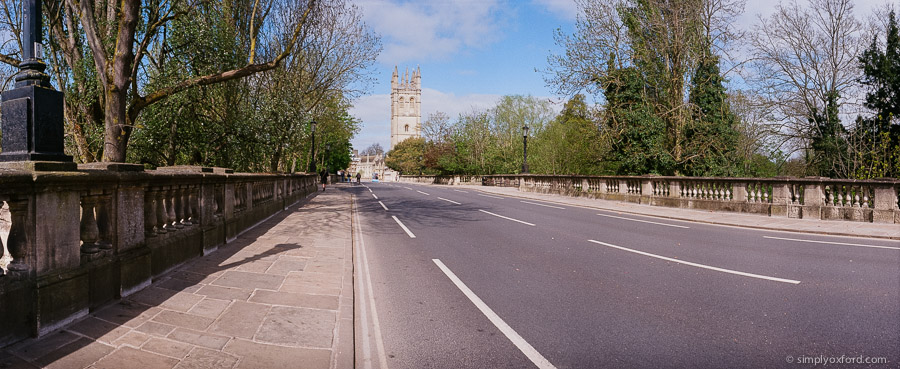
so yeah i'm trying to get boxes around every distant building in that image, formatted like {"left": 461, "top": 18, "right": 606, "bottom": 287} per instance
{"left": 347, "top": 66, "right": 420, "bottom": 182}
{"left": 391, "top": 66, "right": 421, "bottom": 149}
{"left": 349, "top": 152, "right": 395, "bottom": 181}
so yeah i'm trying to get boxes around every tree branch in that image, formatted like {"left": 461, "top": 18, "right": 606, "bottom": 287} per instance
{"left": 128, "top": 0, "right": 316, "bottom": 122}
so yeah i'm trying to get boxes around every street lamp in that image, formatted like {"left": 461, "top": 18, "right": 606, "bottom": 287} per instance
{"left": 522, "top": 125, "right": 529, "bottom": 174}
{"left": 325, "top": 143, "right": 331, "bottom": 174}
{"left": 309, "top": 121, "right": 317, "bottom": 173}
{"left": 0, "top": 0, "right": 73, "bottom": 167}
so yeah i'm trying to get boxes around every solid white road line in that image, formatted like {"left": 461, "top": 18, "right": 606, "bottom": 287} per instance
{"left": 476, "top": 193, "right": 505, "bottom": 199}
{"left": 353, "top": 196, "right": 390, "bottom": 369}
{"left": 453, "top": 189, "right": 469, "bottom": 193}
{"left": 392, "top": 216, "right": 416, "bottom": 238}
{"left": 437, "top": 197, "right": 461, "bottom": 205}
{"left": 521, "top": 200, "right": 565, "bottom": 210}
{"left": 596, "top": 213, "right": 689, "bottom": 229}
{"left": 763, "top": 236, "right": 900, "bottom": 251}
{"left": 378, "top": 201, "right": 389, "bottom": 211}
{"left": 588, "top": 240, "right": 801, "bottom": 284}
{"left": 416, "top": 190, "right": 431, "bottom": 196}
{"left": 432, "top": 259, "right": 557, "bottom": 369}
{"left": 372, "top": 193, "right": 378, "bottom": 200}
{"left": 479, "top": 210, "right": 535, "bottom": 226}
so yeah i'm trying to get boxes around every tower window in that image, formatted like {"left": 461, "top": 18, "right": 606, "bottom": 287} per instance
{"left": 405, "top": 124, "right": 409, "bottom": 132}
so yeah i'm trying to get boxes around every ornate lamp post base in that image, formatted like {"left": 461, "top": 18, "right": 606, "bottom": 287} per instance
{"left": 0, "top": 84, "right": 75, "bottom": 170}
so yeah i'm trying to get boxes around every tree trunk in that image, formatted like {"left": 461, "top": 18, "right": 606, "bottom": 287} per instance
{"left": 102, "top": 87, "right": 132, "bottom": 162}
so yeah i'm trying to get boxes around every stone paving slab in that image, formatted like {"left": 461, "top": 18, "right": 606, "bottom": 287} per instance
{"left": 0, "top": 189, "right": 354, "bottom": 369}
{"left": 452, "top": 184, "right": 900, "bottom": 239}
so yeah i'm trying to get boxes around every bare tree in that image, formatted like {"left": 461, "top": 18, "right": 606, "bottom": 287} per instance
{"left": 748, "top": 0, "right": 864, "bottom": 161}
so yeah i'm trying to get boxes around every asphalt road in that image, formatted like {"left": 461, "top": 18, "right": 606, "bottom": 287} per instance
{"left": 347, "top": 182, "right": 900, "bottom": 369}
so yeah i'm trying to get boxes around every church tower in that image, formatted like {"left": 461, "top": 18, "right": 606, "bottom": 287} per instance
{"left": 390, "top": 66, "right": 421, "bottom": 149}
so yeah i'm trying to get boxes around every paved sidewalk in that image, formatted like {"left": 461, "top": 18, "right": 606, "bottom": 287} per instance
{"left": 0, "top": 190, "right": 354, "bottom": 369}
{"left": 450, "top": 184, "right": 900, "bottom": 240}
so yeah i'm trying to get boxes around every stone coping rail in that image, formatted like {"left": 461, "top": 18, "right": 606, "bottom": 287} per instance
{"left": 399, "top": 174, "right": 900, "bottom": 224}
{"left": 0, "top": 165, "right": 318, "bottom": 347}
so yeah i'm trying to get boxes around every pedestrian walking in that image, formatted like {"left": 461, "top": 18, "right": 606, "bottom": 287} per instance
{"left": 320, "top": 170, "right": 328, "bottom": 191}
{"left": 356, "top": 172, "right": 361, "bottom": 185}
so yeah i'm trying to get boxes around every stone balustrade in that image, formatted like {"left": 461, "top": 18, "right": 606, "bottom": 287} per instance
{"left": 0, "top": 165, "right": 317, "bottom": 346}
{"left": 399, "top": 174, "right": 899, "bottom": 224}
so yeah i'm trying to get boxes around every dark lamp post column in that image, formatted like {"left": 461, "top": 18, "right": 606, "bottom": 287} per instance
{"left": 0, "top": 0, "right": 74, "bottom": 168}
{"left": 309, "top": 121, "right": 317, "bottom": 173}
{"left": 522, "top": 125, "right": 529, "bottom": 174}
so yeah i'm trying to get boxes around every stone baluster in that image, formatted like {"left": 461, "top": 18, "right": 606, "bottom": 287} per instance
{"left": 826, "top": 186, "right": 835, "bottom": 206}
{"left": 182, "top": 187, "right": 193, "bottom": 226}
{"left": 80, "top": 195, "right": 100, "bottom": 254}
{"left": 6, "top": 197, "right": 29, "bottom": 272}
{"left": 215, "top": 185, "right": 224, "bottom": 217}
{"left": 144, "top": 190, "right": 156, "bottom": 237}
{"left": 165, "top": 189, "right": 178, "bottom": 230}
{"left": 190, "top": 187, "right": 201, "bottom": 224}
{"left": 174, "top": 187, "right": 185, "bottom": 229}
{"left": 154, "top": 188, "right": 168, "bottom": 234}
{"left": 96, "top": 195, "right": 113, "bottom": 250}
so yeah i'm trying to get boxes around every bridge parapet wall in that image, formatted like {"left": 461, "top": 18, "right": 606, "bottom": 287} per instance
{"left": 0, "top": 166, "right": 317, "bottom": 346}
{"left": 402, "top": 174, "right": 899, "bottom": 224}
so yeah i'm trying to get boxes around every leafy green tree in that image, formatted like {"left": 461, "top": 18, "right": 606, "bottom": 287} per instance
{"left": 602, "top": 65, "right": 673, "bottom": 175}
{"left": 683, "top": 53, "right": 743, "bottom": 176}
{"left": 808, "top": 91, "right": 848, "bottom": 178}
{"left": 531, "top": 94, "right": 603, "bottom": 174}
{"left": 385, "top": 137, "right": 426, "bottom": 175}
{"left": 856, "top": 10, "right": 900, "bottom": 178}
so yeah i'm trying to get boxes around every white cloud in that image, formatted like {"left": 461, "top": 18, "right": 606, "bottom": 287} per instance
{"left": 737, "top": 0, "right": 890, "bottom": 30}
{"left": 356, "top": 0, "right": 508, "bottom": 65}
{"left": 533, "top": 0, "right": 579, "bottom": 20}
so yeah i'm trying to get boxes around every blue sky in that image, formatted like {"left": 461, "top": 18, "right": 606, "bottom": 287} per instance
{"left": 348, "top": 0, "right": 891, "bottom": 152}
{"left": 349, "top": 0, "right": 578, "bottom": 152}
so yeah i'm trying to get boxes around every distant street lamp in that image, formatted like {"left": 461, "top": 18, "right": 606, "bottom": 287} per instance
{"left": 309, "top": 121, "right": 317, "bottom": 173}
{"left": 522, "top": 125, "right": 529, "bottom": 174}
{"left": 325, "top": 143, "right": 331, "bottom": 174}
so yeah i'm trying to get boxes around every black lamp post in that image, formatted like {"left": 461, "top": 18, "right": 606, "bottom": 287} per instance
{"left": 522, "top": 125, "right": 529, "bottom": 174}
{"left": 325, "top": 143, "right": 331, "bottom": 174}
{"left": 309, "top": 121, "right": 317, "bottom": 173}
{"left": 0, "top": 0, "right": 73, "bottom": 167}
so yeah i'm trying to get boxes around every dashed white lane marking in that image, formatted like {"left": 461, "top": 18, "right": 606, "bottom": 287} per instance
{"left": 763, "top": 236, "right": 900, "bottom": 251}
{"left": 432, "top": 259, "right": 557, "bottom": 369}
{"left": 416, "top": 190, "right": 431, "bottom": 196}
{"left": 453, "top": 189, "right": 469, "bottom": 193}
{"left": 437, "top": 197, "right": 461, "bottom": 205}
{"left": 596, "top": 213, "right": 689, "bottom": 229}
{"left": 372, "top": 193, "right": 378, "bottom": 200}
{"left": 521, "top": 201, "right": 565, "bottom": 210}
{"left": 403, "top": 187, "right": 413, "bottom": 190}
{"left": 378, "top": 201, "right": 389, "bottom": 211}
{"left": 368, "top": 188, "right": 372, "bottom": 192}
{"left": 478, "top": 210, "right": 535, "bottom": 226}
{"left": 392, "top": 216, "right": 416, "bottom": 238}
{"left": 476, "top": 193, "right": 504, "bottom": 199}
{"left": 588, "top": 240, "right": 801, "bottom": 284}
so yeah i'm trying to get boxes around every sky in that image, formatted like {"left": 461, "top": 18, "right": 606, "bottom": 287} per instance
{"left": 348, "top": 0, "right": 892, "bottom": 153}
